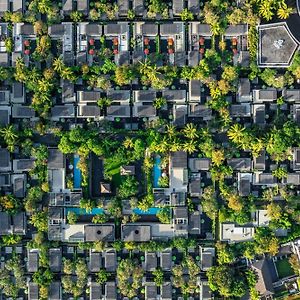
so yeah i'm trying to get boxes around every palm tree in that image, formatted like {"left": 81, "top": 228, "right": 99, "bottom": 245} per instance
{"left": 165, "top": 124, "right": 177, "bottom": 137}
{"left": 169, "top": 138, "right": 182, "bottom": 152}
{"left": 182, "top": 123, "right": 198, "bottom": 140}
{"left": 0, "top": 125, "right": 18, "bottom": 145}
{"left": 38, "top": 0, "right": 52, "bottom": 14}
{"left": 259, "top": 1, "right": 274, "bottom": 21}
{"left": 182, "top": 140, "right": 197, "bottom": 154}
{"left": 277, "top": 3, "right": 293, "bottom": 19}
{"left": 227, "top": 123, "right": 245, "bottom": 144}
{"left": 251, "top": 138, "right": 264, "bottom": 157}
{"left": 52, "top": 57, "right": 65, "bottom": 73}
{"left": 38, "top": 79, "right": 53, "bottom": 93}
{"left": 153, "top": 97, "right": 167, "bottom": 109}
{"left": 123, "top": 137, "right": 134, "bottom": 149}
{"left": 155, "top": 137, "right": 169, "bottom": 153}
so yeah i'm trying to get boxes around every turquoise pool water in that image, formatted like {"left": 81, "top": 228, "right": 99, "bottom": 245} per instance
{"left": 66, "top": 207, "right": 104, "bottom": 215}
{"left": 133, "top": 207, "right": 161, "bottom": 215}
{"left": 153, "top": 156, "right": 161, "bottom": 188}
{"left": 73, "top": 155, "right": 82, "bottom": 189}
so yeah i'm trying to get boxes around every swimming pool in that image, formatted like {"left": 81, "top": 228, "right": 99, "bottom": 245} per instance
{"left": 73, "top": 155, "right": 82, "bottom": 189}
{"left": 66, "top": 207, "right": 104, "bottom": 215}
{"left": 153, "top": 156, "right": 161, "bottom": 188}
{"left": 133, "top": 207, "right": 161, "bottom": 215}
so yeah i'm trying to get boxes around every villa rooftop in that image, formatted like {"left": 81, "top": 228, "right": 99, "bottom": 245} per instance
{"left": 258, "top": 22, "right": 299, "bottom": 67}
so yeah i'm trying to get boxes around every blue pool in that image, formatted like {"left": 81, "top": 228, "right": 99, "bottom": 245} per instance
{"left": 153, "top": 156, "right": 161, "bottom": 188}
{"left": 73, "top": 155, "right": 82, "bottom": 189}
{"left": 133, "top": 207, "right": 161, "bottom": 215}
{"left": 66, "top": 207, "right": 104, "bottom": 215}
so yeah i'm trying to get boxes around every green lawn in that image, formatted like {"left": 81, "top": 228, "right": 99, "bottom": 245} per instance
{"left": 104, "top": 160, "right": 122, "bottom": 187}
{"left": 275, "top": 258, "right": 294, "bottom": 279}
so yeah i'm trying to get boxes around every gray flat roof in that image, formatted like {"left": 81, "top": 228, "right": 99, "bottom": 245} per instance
{"left": 48, "top": 282, "right": 61, "bottom": 300}
{"left": 107, "top": 105, "right": 131, "bottom": 117}
{"left": 104, "top": 250, "right": 116, "bottom": 272}
{"left": 105, "top": 282, "right": 117, "bottom": 300}
{"left": 48, "top": 148, "right": 64, "bottom": 169}
{"left": 28, "top": 282, "right": 39, "bottom": 300}
{"left": 160, "top": 23, "right": 184, "bottom": 35}
{"left": 90, "top": 282, "right": 102, "bottom": 300}
{"left": 107, "top": 90, "right": 130, "bottom": 101}
{"left": 0, "top": 0, "right": 8, "bottom": 13}
{"left": 122, "top": 224, "right": 151, "bottom": 241}
{"left": 79, "top": 105, "right": 101, "bottom": 117}
{"left": 0, "top": 211, "right": 10, "bottom": 235}
{"left": 134, "top": 90, "right": 156, "bottom": 102}
{"left": 49, "top": 248, "right": 62, "bottom": 272}
{"left": 51, "top": 105, "right": 75, "bottom": 118}
{"left": 89, "top": 252, "right": 102, "bottom": 272}
{"left": 225, "top": 24, "right": 248, "bottom": 36}
{"left": 0, "top": 109, "right": 9, "bottom": 126}
{"left": 171, "top": 151, "right": 187, "bottom": 168}
{"left": 85, "top": 225, "right": 115, "bottom": 242}
{"left": 28, "top": 251, "right": 39, "bottom": 272}
{"left": 0, "top": 148, "right": 10, "bottom": 168}
{"left": 12, "top": 106, "right": 35, "bottom": 118}
{"left": 141, "top": 23, "right": 158, "bottom": 36}
{"left": 136, "top": 105, "right": 156, "bottom": 117}
{"left": 258, "top": 23, "right": 298, "bottom": 67}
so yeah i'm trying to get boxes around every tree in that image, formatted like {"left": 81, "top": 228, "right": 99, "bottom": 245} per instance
{"left": 4, "top": 37, "right": 13, "bottom": 53}
{"left": 97, "top": 269, "right": 108, "bottom": 284}
{"left": 70, "top": 11, "right": 83, "bottom": 22}
{"left": 180, "top": 8, "right": 193, "bottom": 21}
{"left": 266, "top": 202, "right": 282, "bottom": 221}
{"left": 118, "top": 176, "right": 138, "bottom": 198}
{"left": 30, "top": 211, "right": 48, "bottom": 232}
{"left": 0, "top": 124, "right": 18, "bottom": 151}
{"left": 0, "top": 195, "right": 21, "bottom": 214}
{"left": 277, "top": 2, "right": 293, "bottom": 19}
{"left": 289, "top": 254, "right": 300, "bottom": 275}
{"left": 182, "top": 123, "right": 198, "bottom": 139}
{"left": 259, "top": 1, "right": 274, "bottom": 21}
{"left": 92, "top": 213, "right": 109, "bottom": 224}
{"left": 123, "top": 137, "right": 134, "bottom": 149}
{"left": 79, "top": 198, "right": 96, "bottom": 213}
{"left": 216, "top": 242, "right": 235, "bottom": 264}
{"left": 227, "top": 193, "right": 243, "bottom": 212}
{"left": 201, "top": 186, "right": 218, "bottom": 220}
{"left": 93, "top": 241, "right": 105, "bottom": 252}
{"left": 33, "top": 268, "right": 53, "bottom": 287}
{"left": 67, "top": 211, "right": 78, "bottom": 224}
{"left": 97, "top": 97, "right": 112, "bottom": 109}
{"left": 158, "top": 175, "right": 169, "bottom": 187}
{"left": 211, "top": 149, "right": 225, "bottom": 167}
{"left": 156, "top": 208, "right": 171, "bottom": 224}
{"left": 254, "top": 228, "right": 279, "bottom": 256}
{"left": 63, "top": 258, "right": 73, "bottom": 275}
{"left": 222, "top": 65, "right": 238, "bottom": 82}
{"left": 272, "top": 167, "right": 288, "bottom": 180}
{"left": 152, "top": 268, "right": 164, "bottom": 286}
{"left": 114, "top": 65, "right": 133, "bottom": 86}
{"left": 227, "top": 8, "right": 247, "bottom": 25}
{"left": 1, "top": 234, "right": 22, "bottom": 246}
{"left": 117, "top": 259, "right": 144, "bottom": 298}
{"left": 207, "top": 265, "right": 247, "bottom": 298}
{"left": 227, "top": 123, "right": 247, "bottom": 144}
{"left": 153, "top": 97, "right": 167, "bottom": 109}
{"left": 34, "top": 21, "right": 47, "bottom": 36}
{"left": 52, "top": 57, "right": 65, "bottom": 73}
{"left": 182, "top": 140, "right": 197, "bottom": 154}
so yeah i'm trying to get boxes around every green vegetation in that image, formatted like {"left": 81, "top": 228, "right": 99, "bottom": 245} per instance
{"left": 117, "top": 259, "right": 144, "bottom": 298}
{"left": 275, "top": 258, "right": 294, "bottom": 279}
